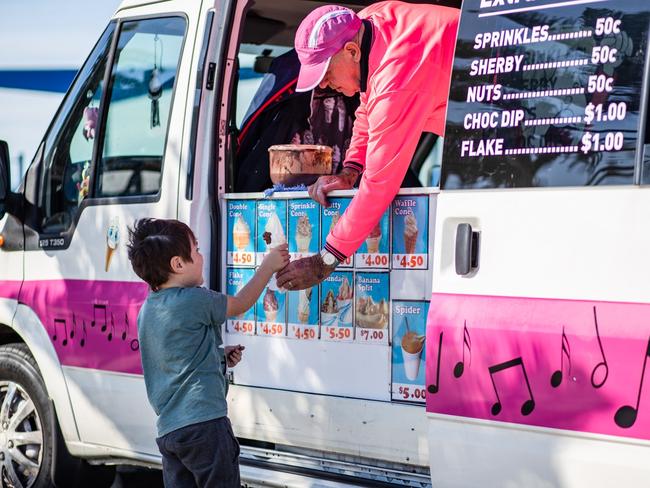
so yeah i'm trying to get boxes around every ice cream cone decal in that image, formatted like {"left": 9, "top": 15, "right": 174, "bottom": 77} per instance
{"left": 105, "top": 218, "right": 119, "bottom": 272}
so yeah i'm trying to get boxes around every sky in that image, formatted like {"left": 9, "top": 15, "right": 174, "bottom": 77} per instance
{"left": 0, "top": 0, "right": 122, "bottom": 187}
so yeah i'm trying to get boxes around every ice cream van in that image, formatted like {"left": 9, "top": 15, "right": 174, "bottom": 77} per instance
{"left": 0, "top": 0, "right": 649, "bottom": 486}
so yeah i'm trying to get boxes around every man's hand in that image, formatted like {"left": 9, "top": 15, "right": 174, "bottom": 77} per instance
{"left": 308, "top": 167, "right": 359, "bottom": 207}
{"left": 276, "top": 254, "right": 335, "bottom": 290}
{"left": 225, "top": 345, "right": 245, "bottom": 368}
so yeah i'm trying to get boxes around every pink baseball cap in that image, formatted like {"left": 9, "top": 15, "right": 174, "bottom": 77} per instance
{"left": 294, "top": 5, "right": 362, "bottom": 92}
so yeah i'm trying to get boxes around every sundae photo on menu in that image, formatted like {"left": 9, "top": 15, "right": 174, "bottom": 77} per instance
{"left": 355, "top": 297, "right": 389, "bottom": 329}
{"left": 337, "top": 277, "right": 353, "bottom": 327}
{"left": 320, "top": 290, "right": 339, "bottom": 328}
{"left": 355, "top": 272, "right": 390, "bottom": 343}
{"left": 391, "top": 300, "right": 429, "bottom": 402}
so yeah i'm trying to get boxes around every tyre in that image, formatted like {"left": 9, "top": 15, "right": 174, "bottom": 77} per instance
{"left": 0, "top": 343, "right": 115, "bottom": 488}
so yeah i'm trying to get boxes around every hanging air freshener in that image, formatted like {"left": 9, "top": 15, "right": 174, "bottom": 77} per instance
{"left": 148, "top": 34, "right": 163, "bottom": 128}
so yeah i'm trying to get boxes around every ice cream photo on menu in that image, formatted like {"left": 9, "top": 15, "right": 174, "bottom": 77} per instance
{"left": 391, "top": 301, "right": 429, "bottom": 402}
{"left": 256, "top": 200, "right": 288, "bottom": 289}
{"left": 227, "top": 200, "right": 256, "bottom": 265}
{"left": 289, "top": 199, "right": 319, "bottom": 258}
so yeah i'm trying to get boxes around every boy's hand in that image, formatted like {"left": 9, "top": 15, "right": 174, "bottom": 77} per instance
{"left": 263, "top": 243, "right": 290, "bottom": 272}
{"left": 225, "top": 345, "right": 245, "bottom": 368}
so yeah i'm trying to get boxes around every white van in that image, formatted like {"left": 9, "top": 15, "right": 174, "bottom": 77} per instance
{"left": 0, "top": 0, "right": 649, "bottom": 487}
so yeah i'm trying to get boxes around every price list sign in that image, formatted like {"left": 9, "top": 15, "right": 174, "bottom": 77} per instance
{"left": 391, "top": 196, "right": 429, "bottom": 270}
{"left": 288, "top": 199, "right": 320, "bottom": 261}
{"left": 287, "top": 286, "right": 320, "bottom": 341}
{"left": 442, "top": 0, "right": 649, "bottom": 188}
{"left": 355, "top": 210, "right": 390, "bottom": 269}
{"left": 226, "top": 268, "right": 256, "bottom": 335}
{"left": 320, "top": 271, "right": 354, "bottom": 342}
{"left": 391, "top": 301, "right": 429, "bottom": 403}
{"left": 226, "top": 201, "right": 255, "bottom": 266}
{"left": 255, "top": 287, "right": 286, "bottom": 337}
{"left": 355, "top": 272, "right": 390, "bottom": 345}
{"left": 321, "top": 198, "right": 354, "bottom": 268}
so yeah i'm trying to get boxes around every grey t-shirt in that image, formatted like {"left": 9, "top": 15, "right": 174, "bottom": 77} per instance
{"left": 137, "top": 286, "right": 228, "bottom": 437}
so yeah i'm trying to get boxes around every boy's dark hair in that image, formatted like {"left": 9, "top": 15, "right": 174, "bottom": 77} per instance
{"left": 127, "top": 218, "right": 195, "bottom": 290}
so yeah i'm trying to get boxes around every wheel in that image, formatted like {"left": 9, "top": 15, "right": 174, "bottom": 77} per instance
{"left": 0, "top": 343, "right": 52, "bottom": 488}
{"left": 0, "top": 343, "right": 115, "bottom": 488}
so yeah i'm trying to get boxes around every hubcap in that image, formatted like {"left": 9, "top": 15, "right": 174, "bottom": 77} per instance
{"left": 0, "top": 382, "right": 42, "bottom": 488}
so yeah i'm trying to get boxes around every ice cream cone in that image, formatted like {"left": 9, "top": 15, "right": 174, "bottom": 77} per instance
{"left": 265, "top": 310, "right": 278, "bottom": 322}
{"left": 365, "top": 236, "right": 380, "bottom": 254}
{"left": 233, "top": 230, "right": 250, "bottom": 250}
{"left": 105, "top": 247, "right": 115, "bottom": 272}
{"left": 404, "top": 231, "right": 418, "bottom": 254}
{"left": 298, "top": 310, "right": 310, "bottom": 323}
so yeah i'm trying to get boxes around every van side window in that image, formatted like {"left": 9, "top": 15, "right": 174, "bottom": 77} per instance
{"left": 39, "top": 25, "right": 114, "bottom": 234}
{"left": 94, "top": 17, "right": 186, "bottom": 198}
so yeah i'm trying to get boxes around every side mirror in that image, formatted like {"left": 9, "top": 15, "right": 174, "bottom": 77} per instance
{"left": 0, "top": 141, "right": 10, "bottom": 220}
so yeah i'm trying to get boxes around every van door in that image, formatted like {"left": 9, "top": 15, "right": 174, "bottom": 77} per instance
{"left": 427, "top": 0, "right": 650, "bottom": 486}
{"left": 18, "top": 2, "right": 199, "bottom": 455}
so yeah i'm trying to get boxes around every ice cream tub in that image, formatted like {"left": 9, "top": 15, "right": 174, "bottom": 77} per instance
{"left": 268, "top": 144, "right": 332, "bottom": 186}
{"left": 320, "top": 198, "right": 354, "bottom": 267}
{"left": 391, "top": 300, "right": 429, "bottom": 403}
{"left": 287, "top": 286, "right": 319, "bottom": 340}
{"left": 227, "top": 200, "right": 256, "bottom": 267}
{"left": 391, "top": 195, "right": 429, "bottom": 270}
{"left": 226, "top": 268, "right": 256, "bottom": 335}
{"left": 320, "top": 271, "right": 354, "bottom": 342}
{"left": 355, "top": 272, "right": 390, "bottom": 344}
{"left": 288, "top": 199, "right": 320, "bottom": 260}
{"left": 355, "top": 209, "right": 390, "bottom": 269}
{"left": 255, "top": 287, "right": 286, "bottom": 337}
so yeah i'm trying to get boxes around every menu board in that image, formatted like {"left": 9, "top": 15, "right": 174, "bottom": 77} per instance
{"left": 355, "top": 210, "right": 390, "bottom": 269}
{"left": 320, "top": 271, "right": 354, "bottom": 342}
{"left": 226, "top": 268, "right": 256, "bottom": 335}
{"left": 391, "top": 300, "right": 429, "bottom": 403}
{"left": 391, "top": 196, "right": 429, "bottom": 270}
{"left": 288, "top": 199, "right": 320, "bottom": 260}
{"left": 355, "top": 272, "right": 390, "bottom": 345}
{"left": 321, "top": 198, "right": 354, "bottom": 267}
{"left": 256, "top": 200, "right": 288, "bottom": 265}
{"left": 287, "top": 286, "right": 320, "bottom": 340}
{"left": 255, "top": 287, "right": 286, "bottom": 337}
{"left": 226, "top": 201, "right": 255, "bottom": 267}
{"left": 442, "top": 0, "right": 649, "bottom": 188}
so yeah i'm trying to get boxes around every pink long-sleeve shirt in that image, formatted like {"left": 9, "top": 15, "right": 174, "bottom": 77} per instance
{"left": 324, "top": 1, "right": 459, "bottom": 260}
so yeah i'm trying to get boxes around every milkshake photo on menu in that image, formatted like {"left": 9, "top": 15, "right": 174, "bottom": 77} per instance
{"left": 288, "top": 199, "right": 320, "bottom": 260}
{"left": 356, "top": 209, "right": 390, "bottom": 269}
{"left": 256, "top": 200, "right": 288, "bottom": 290}
{"left": 320, "top": 271, "right": 354, "bottom": 342}
{"left": 287, "top": 286, "right": 319, "bottom": 340}
{"left": 255, "top": 286, "right": 286, "bottom": 337}
{"left": 227, "top": 200, "right": 256, "bottom": 266}
{"left": 391, "top": 300, "right": 429, "bottom": 403}
{"left": 392, "top": 195, "right": 429, "bottom": 270}
{"left": 354, "top": 272, "right": 390, "bottom": 344}
{"left": 320, "top": 197, "right": 353, "bottom": 267}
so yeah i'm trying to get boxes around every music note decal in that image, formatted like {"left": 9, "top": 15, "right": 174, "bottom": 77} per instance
{"left": 427, "top": 332, "right": 443, "bottom": 394}
{"left": 92, "top": 304, "right": 107, "bottom": 331}
{"left": 70, "top": 313, "right": 77, "bottom": 340}
{"left": 614, "top": 336, "right": 650, "bottom": 429}
{"left": 52, "top": 319, "right": 68, "bottom": 346}
{"left": 107, "top": 312, "right": 116, "bottom": 341}
{"left": 453, "top": 321, "right": 472, "bottom": 379}
{"left": 80, "top": 319, "right": 87, "bottom": 347}
{"left": 550, "top": 326, "right": 571, "bottom": 388}
{"left": 488, "top": 357, "right": 535, "bottom": 416}
{"left": 591, "top": 306, "right": 609, "bottom": 389}
{"left": 122, "top": 313, "right": 129, "bottom": 341}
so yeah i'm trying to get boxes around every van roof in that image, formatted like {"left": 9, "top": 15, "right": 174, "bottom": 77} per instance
{"left": 115, "top": 0, "right": 173, "bottom": 14}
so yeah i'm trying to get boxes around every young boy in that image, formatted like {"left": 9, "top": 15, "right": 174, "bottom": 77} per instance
{"left": 127, "top": 218, "right": 289, "bottom": 487}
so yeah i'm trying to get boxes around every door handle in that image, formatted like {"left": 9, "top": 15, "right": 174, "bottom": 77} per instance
{"left": 455, "top": 223, "right": 480, "bottom": 276}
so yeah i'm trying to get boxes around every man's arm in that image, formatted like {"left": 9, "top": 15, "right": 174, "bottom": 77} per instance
{"left": 325, "top": 89, "right": 434, "bottom": 260}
